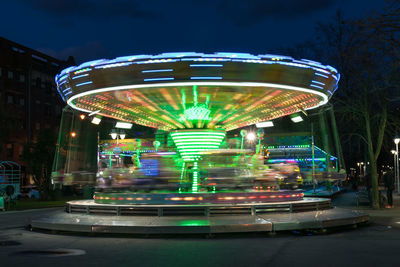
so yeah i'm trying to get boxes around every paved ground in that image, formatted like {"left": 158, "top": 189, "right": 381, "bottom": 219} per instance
{"left": 1, "top": 192, "right": 400, "bottom": 267}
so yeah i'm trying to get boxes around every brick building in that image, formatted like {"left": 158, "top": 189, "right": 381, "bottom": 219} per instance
{"left": 0, "top": 37, "right": 74, "bottom": 182}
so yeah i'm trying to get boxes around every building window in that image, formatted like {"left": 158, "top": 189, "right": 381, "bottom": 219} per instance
{"left": 18, "top": 145, "right": 24, "bottom": 157}
{"left": 19, "top": 74, "right": 25, "bottom": 82}
{"left": 6, "top": 120, "right": 14, "bottom": 129}
{"left": 45, "top": 82, "right": 52, "bottom": 94}
{"left": 6, "top": 144, "right": 13, "bottom": 158}
{"left": 19, "top": 119, "right": 25, "bottom": 129}
{"left": 7, "top": 95, "right": 14, "bottom": 104}
{"left": 35, "top": 100, "right": 41, "bottom": 112}
{"left": 19, "top": 98, "right": 25, "bottom": 106}
{"left": 36, "top": 77, "right": 41, "bottom": 88}
{"left": 8, "top": 71, "right": 13, "bottom": 79}
{"left": 44, "top": 104, "right": 52, "bottom": 117}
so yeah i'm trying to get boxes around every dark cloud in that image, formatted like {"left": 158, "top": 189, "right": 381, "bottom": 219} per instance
{"left": 217, "top": 0, "right": 336, "bottom": 25}
{"left": 22, "top": 0, "right": 156, "bottom": 19}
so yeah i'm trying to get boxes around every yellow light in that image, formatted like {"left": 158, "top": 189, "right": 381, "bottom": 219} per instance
{"left": 71, "top": 132, "right": 77, "bottom": 138}
{"left": 79, "top": 114, "right": 86, "bottom": 120}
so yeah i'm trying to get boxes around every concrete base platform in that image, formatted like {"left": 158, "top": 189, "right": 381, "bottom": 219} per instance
{"left": 31, "top": 207, "right": 369, "bottom": 234}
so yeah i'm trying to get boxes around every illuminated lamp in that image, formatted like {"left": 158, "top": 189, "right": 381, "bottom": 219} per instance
{"left": 115, "top": 121, "right": 133, "bottom": 129}
{"left": 256, "top": 121, "right": 274, "bottom": 128}
{"left": 290, "top": 114, "right": 303, "bottom": 123}
{"left": 79, "top": 114, "right": 86, "bottom": 120}
{"left": 246, "top": 132, "right": 256, "bottom": 141}
{"left": 91, "top": 116, "right": 102, "bottom": 125}
{"left": 70, "top": 132, "right": 77, "bottom": 138}
{"left": 119, "top": 132, "right": 126, "bottom": 140}
{"left": 110, "top": 129, "right": 117, "bottom": 140}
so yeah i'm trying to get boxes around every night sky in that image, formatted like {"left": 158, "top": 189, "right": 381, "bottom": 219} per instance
{"left": 1, "top": 0, "right": 385, "bottom": 64}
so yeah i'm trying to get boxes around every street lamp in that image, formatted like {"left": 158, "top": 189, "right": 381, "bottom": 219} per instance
{"left": 110, "top": 129, "right": 126, "bottom": 144}
{"left": 394, "top": 137, "right": 400, "bottom": 192}
{"left": 246, "top": 132, "right": 256, "bottom": 142}
{"left": 391, "top": 150, "right": 397, "bottom": 191}
{"left": 240, "top": 129, "right": 247, "bottom": 151}
{"left": 357, "top": 162, "right": 364, "bottom": 176}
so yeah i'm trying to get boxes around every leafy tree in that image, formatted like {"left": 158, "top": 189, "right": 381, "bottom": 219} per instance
{"left": 22, "top": 128, "right": 56, "bottom": 199}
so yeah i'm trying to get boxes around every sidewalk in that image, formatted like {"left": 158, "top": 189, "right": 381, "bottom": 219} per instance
{"left": 332, "top": 191, "right": 400, "bottom": 228}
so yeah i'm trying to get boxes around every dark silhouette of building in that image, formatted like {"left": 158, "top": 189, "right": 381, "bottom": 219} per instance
{"left": 0, "top": 37, "right": 74, "bottom": 183}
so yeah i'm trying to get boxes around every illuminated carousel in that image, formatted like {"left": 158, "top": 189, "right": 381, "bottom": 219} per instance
{"left": 31, "top": 52, "right": 368, "bottom": 234}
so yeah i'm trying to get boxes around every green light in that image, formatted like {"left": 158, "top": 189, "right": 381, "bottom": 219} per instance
{"left": 192, "top": 161, "right": 199, "bottom": 192}
{"left": 205, "top": 95, "right": 210, "bottom": 107}
{"left": 178, "top": 220, "right": 209, "bottom": 226}
{"left": 178, "top": 147, "right": 219, "bottom": 150}
{"left": 175, "top": 138, "right": 224, "bottom": 141}
{"left": 171, "top": 129, "right": 226, "bottom": 164}
{"left": 183, "top": 104, "right": 211, "bottom": 121}
{"left": 193, "top": 85, "right": 198, "bottom": 106}
{"left": 171, "top": 132, "right": 226, "bottom": 137}
{"left": 175, "top": 142, "right": 223, "bottom": 146}
{"left": 181, "top": 89, "right": 186, "bottom": 110}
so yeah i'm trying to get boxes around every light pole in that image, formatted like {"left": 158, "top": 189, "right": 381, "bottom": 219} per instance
{"left": 110, "top": 129, "right": 126, "bottom": 167}
{"left": 391, "top": 150, "right": 397, "bottom": 191}
{"left": 240, "top": 129, "right": 247, "bottom": 152}
{"left": 257, "top": 129, "right": 264, "bottom": 155}
{"left": 357, "top": 162, "right": 363, "bottom": 176}
{"left": 394, "top": 137, "right": 400, "bottom": 192}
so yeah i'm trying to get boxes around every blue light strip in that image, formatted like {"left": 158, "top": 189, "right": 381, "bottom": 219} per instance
{"left": 311, "top": 80, "right": 325, "bottom": 86}
{"left": 62, "top": 87, "right": 72, "bottom": 93}
{"left": 315, "top": 72, "right": 329, "bottom": 79}
{"left": 64, "top": 91, "right": 72, "bottom": 96}
{"left": 189, "top": 64, "right": 223, "bottom": 67}
{"left": 57, "top": 52, "right": 339, "bottom": 84}
{"left": 190, "top": 76, "right": 223, "bottom": 80}
{"left": 72, "top": 74, "right": 89, "bottom": 80}
{"left": 58, "top": 80, "right": 68, "bottom": 86}
{"left": 310, "top": 84, "right": 324, "bottom": 90}
{"left": 141, "top": 69, "right": 173, "bottom": 73}
{"left": 58, "top": 74, "right": 68, "bottom": 82}
{"left": 75, "top": 81, "right": 93, "bottom": 87}
{"left": 135, "top": 59, "right": 178, "bottom": 64}
{"left": 143, "top": 77, "right": 174, "bottom": 82}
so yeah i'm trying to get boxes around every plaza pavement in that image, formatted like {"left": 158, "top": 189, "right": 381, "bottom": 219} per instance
{"left": 0, "top": 192, "right": 399, "bottom": 267}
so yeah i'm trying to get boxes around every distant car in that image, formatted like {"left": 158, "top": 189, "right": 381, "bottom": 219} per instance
{"left": 19, "top": 185, "right": 40, "bottom": 199}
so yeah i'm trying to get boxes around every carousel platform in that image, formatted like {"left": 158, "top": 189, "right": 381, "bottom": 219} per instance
{"left": 31, "top": 198, "right": 368, "bottom": 234}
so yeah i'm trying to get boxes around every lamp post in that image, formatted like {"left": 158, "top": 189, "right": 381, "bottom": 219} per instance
{"left": 240, "top": 129, "right": 247, "bottom": 152}
{"left": 391, "top": 150, "right": 397, "bottom": 191}
{"left": 357, "top": 162, "right": 362, "bottom": 176}
{"left": 110, "top": 129, "right": 126, "bottom": 167}
{"left": 257, "top": 129, "right": 264, "bottom": 155}
{"left": 395, "top": 137, "right": 400, "bottom": 192}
